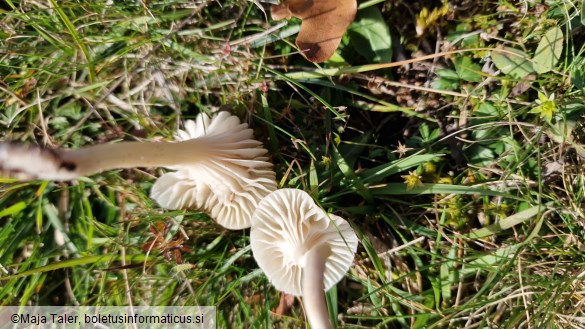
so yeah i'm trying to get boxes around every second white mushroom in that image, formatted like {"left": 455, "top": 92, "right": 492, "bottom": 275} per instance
{"left": 251, "top": 188, "right": 358, "bottom": 329}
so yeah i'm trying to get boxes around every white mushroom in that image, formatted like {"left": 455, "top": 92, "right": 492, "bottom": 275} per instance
{"left": 251, "top": 188, "right": 358, "bottom": 329}
{"left": 0, "top": 112, "right": 277, "bottom": 229}
{"left": 150, "top": 112, "right": 277, "bottom": 229}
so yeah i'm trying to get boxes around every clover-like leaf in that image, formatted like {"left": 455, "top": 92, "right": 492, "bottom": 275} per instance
{"left": 491, "top": 46, "right": 534, "bottom": 79}
{"left": 533, "top": 26, "right": 564, "bottom": 74}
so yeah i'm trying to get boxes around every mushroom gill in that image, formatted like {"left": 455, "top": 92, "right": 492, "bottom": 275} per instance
{"left": 150, "top": 112, "right": 277, "bottom": 229}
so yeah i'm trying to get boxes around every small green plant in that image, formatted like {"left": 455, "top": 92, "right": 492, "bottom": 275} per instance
{"left": 432, "top": 56, "right": 483, "bottom": 90}
{"left": 530, "top": 91, "right": 559, "bottom": 122}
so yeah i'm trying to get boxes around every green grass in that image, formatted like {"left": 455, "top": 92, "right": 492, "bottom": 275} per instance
{"left": 2, "top": 0, "right": 585, "bottom": 328}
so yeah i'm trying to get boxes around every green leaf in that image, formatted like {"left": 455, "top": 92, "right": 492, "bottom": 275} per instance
{"left": 491, "top": 46, "right": 534, "bottom": 79}
{"left": 0, "top": 202, "right": 27, "bottom": 218}
{"left": 250, "top": 24, "right": 299, "bottom": 48}
{"left": 348, "top": 6, "right": 392, "bottom": 63}
{"left": 440, "top": 243, "right": 457, "bottom": 306}
{"left": 460, "top": 244, "right": 520, "bottom": 277}
{"left": 475, "top": 102, "right": 500, "bottom": 117}
{"left": 0, "top": 254, "right": 150, "bottom": 281}
{"left": 359, "top": 234, "right": 387, "bottom": 280}
{"left": 572, "top": 56, "right": 585, "bottom": 88}
{"left": 454, "top": 56, "right": 482, "bottom": 82}
{"left": 581, "top": 0, "right": 585, "bottom": 25}
{"left": 468, "top": 144, "right": 495, "bottom": 166}
{"left": 332, "top": 146, "right": 374, "bottom": 203}
{"left": 367, "top": 279, "right": 383, "bottom": 308}
{"left": 431, "top": 78, "right": 459, "bottom": 90}
{"left": 309, "top": 160, "right": 319, "bottom": 197}
{"left": 463, "top": 204, "right": 544, "bottom": 239}
{"left": 325, "top": 287, "right": 338, "bottom": 326}
{"left": 370, "top": 183, "right": 519, "bottom": 199}
{"left": 533, "top": 26, "right": 564, "bottom": 74}
{"left": 360, "top": 154, "right": 443, "bottom": 184}
{"left": 435, "top": 68, "right": 459, "bottom": 80}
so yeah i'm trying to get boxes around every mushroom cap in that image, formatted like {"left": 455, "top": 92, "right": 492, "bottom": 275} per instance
{"left": 271, "top": 0, "right": 357, "bottom": 63}
{"left": 251, "top": 188, "right": 358, "bottom": 295}
{"left": 150, "top": 111, "right": 277, "bottom": 230}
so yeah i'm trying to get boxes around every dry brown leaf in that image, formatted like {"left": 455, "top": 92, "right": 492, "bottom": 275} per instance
{"left": 271, "top": 0, "right": 357, "bottom": 63}
{"left": 273, "top": 292, "right": 295, "bottom": 316}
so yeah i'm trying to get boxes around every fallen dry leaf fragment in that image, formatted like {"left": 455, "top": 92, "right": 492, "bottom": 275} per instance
{"left": 273, "top": 292, "right": 295, "bottom": 316}
{"left": 271, "top": 0, "right": 357, "bottom": 63}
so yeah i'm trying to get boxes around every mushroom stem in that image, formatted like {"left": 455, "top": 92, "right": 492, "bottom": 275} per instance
{"left": 0, "top": 139, "right": 210, "bottom": 181}
{"left": 60, "top": 139, "right": 209, "bottom": 177}
{"left": 302, "top": 243, "right": 334, "bottom": 329}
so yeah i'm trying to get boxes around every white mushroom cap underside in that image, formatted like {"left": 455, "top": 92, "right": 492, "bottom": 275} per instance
{"left": 251, "top": 188, "right": 358, "bottom": 296}
{"left": 150, "top": 112, "right": 277, "bottom": 230}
